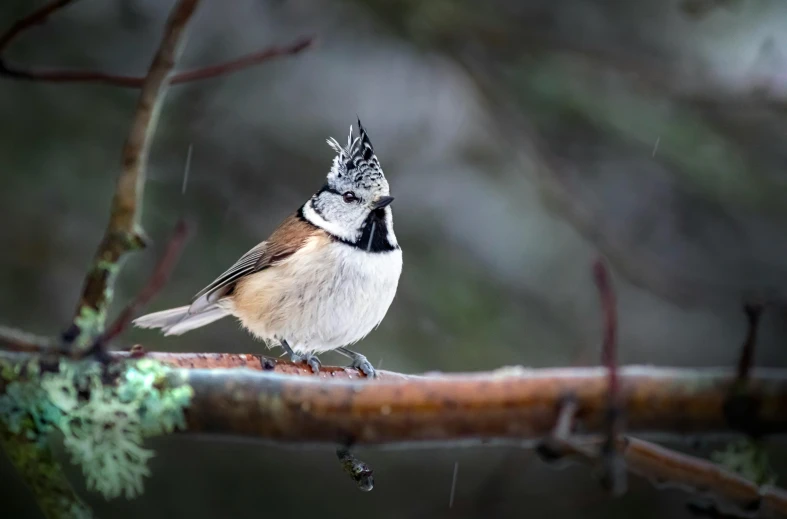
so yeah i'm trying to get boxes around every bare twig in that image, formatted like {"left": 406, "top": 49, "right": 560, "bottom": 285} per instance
{"left": 69, "top": 0, "right": 200, "bottom": 349}
{"left": 541, "top": 434, "right": 787, "bottom": 519}
{"left": 592, "top": 258, "right": 626, "bottom": 495}
{"left": 0, "top": 1, "right": 313, "bottom": 87}
{"left": 0, "top": 0, "right": 77, "bottom": 52}
{"left": 0, "top": 325, "right": 52, "bottom": 352}
{"left": 737, "top": 303, "right": 764, "bottom": 382}
{"left": 101, "top": 219, "right": 191, "bottom": 345}
{"left": 1, "top": 37, "right": 314, "bottom": 86}
{"left": 622, "top": 437, "right": 786, "bottom": 518}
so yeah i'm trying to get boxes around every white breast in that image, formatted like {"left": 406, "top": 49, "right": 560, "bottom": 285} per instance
{"left": 229, "top": 236, "right": 402, "bottom": 354}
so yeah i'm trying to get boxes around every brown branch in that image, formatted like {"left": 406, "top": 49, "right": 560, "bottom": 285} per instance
{"left": 592, "top": 258, "right": 626, "bottom": 495}
{"left": 1, "top": 350, "right": 787, "bottom": 442}
{"left": 176, "top": 365, "right": 787, "bottom": 443}
{"left": 101, "top": 219, "right": 191, "bottom": 345}
{"left": 737, "top": 303, "right": 764, "bottom": 382}
{"left": 0, "top": 325, "right": 52, "bottom": 352}
{"left": 544, "top": 435, "right": 787, "bottom": 519}
{"left": 0, "top": 1, "right": 313, "bottom": 87}
{"left": 1, "top": 37, "right": 314, "bottom": 87}
{"left": 2, "top": 345, "right": 787, "bottom": 514}
{"left": 67, "top": 0, "right": 200, "bottom": 349}
{"left": 0, "top": 0, "right": 77, "bottom": 52}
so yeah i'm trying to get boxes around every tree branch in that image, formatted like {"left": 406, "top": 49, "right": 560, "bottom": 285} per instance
{"left": 0, "top": 0, "right": 313, "bottom": 87}
{"left": 67, "top": 0, "right": 200, "bottom": 349}
{"left": 173, "top": 364, "right": 787, "bottom": 444}
{"left": 2, "top": 343, "right": 787, "bottom": 515}
{"left": 543, "top": 435, "right": 787, "bottom": 519}
{"left": 592, "top": 258, "right": 626, "bottom": 495}
{"left": 2, "top": 350, "right": 786, "bottom": 443}
{"left": 0, "top": 0, "right": 77, "bottom": 52}
{"left": 0, "top": 423, "right": 91, "bottom": 519}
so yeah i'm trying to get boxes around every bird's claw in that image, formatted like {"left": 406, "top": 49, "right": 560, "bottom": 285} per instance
{"left": 349, "top": 354, "right": 376, "bottom": 378}
{"left": 290, "top": 352, "right": 322, "bottom": 374}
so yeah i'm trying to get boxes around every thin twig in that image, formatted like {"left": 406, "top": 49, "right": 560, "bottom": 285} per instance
{"left": 737, "top": 303, "right": 764, "bottom": 382}
{"left": 69, "top": 0, "right": 200, "bottom": 349}
{"left": 100, "top": 219, "right": 191, "bottom": 346}
{"left": 542, "top": 434, "right": 787, "bottom": 519}
{"left": 593, "top": 258, "right": 626, "bottom": 495}
{"left": 621, "top": 437, "right": 786, "bottom": 519}
{"left": 0, "top": 0, "right": 77, "bottom": 52}
{"left": 0, "top": 1, "right": 313, "bottom": 87}
{"left": 1, "top": 37, "right": 314, "bottom": 86}
{"left": 0, "top": 325, "right": 52, "bottom": 352}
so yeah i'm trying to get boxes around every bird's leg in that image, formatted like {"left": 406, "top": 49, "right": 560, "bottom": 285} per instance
{"left": 280, "top": 339, "right": 321, "bottom": 374}
{"left": 337, "top": 347, "right": 376, "bottom": 378}
{"left": 737, "top": 303, "right": 764, "bottom": 382}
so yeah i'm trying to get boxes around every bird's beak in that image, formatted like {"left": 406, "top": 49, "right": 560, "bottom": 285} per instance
{"left": 371, "top": 196, "right": 395, "bottom": 210}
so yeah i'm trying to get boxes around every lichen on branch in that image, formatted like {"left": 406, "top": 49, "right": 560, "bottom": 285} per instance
{"left": 0, "top": 356, "right": 193, "bottom": 501}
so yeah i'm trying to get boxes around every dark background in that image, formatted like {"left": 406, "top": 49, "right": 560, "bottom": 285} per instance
{"left": 2, "top": 0, "right": 787, "bottom": 517}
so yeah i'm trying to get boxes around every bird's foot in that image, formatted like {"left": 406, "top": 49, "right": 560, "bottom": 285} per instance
{"left": 338, "top": 347, "right": 376, "bottom": 378}
{"left": 290, "top": 352, "right": 322, "bottom": 374}
{"left": 279, "top": 339, "right": 321, "bottom": 373}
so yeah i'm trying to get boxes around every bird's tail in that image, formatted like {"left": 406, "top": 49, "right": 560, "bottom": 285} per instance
{"left": 133, "top": 305, "right": 229, "bottom": 336}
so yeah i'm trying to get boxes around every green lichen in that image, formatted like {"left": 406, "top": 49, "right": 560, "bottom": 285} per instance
{"left": 711, "top": 438, "right": 777, "bottom": 486}
{"left": 72, "top": 306, "right": 105, "bottom": 349}
{"left": 0, "top": 357, "right": 193, "bottom": 501}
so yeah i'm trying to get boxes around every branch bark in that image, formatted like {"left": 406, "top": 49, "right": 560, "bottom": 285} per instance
{"left": 2, "top": 342, "right": 787, "bottom": 516}
{"left": 68, "top": 0, "right": 200, "bottom": 348}
{"left": 3, "top": 349, "right": 787, "bottom": 443}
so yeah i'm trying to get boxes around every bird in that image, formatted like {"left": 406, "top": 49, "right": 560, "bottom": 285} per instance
{"left": 133, "top": 119, "right": 402, "bottom": 377}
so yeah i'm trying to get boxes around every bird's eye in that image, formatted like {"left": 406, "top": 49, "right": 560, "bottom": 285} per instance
{"left": 342, "top": 191, "right": 358, "bottom": 203}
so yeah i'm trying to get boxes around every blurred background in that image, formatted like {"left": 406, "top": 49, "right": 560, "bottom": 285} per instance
{"left": 2, "top": 0, "right": 787, "bottom": 517}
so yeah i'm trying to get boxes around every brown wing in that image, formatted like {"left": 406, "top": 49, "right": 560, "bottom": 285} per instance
{"left": 187, "top": 213, "right": 319, "bottom": 312}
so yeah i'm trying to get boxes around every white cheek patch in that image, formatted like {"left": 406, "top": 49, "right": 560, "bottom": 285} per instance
{"left": 383, "top": 208, "right": 398, "bottom": 247}
{"left": 302, "top": 201, "right": 358, "bottom": 242}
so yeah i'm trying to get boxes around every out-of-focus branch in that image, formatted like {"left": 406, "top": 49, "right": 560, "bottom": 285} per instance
{"left": 0, "top": 423, "right": 91, "bottom": 519}
{"left": 542, "top": 434, "right": 787, "bottom": 519}
{"left": 592, "top": 258, "right": 626, "bottom": 495}
{"left": 621, "top": 437, "right": 787, "bottom": 519}
{"left": 0, "top": 325, "right": 52, "bottom": 352}
{"left": 0, "top": 0, "right": 77, "bottom": 52}
{"left": 67, "top": 0, "right": 200, "bottom": 349}
{"left": 101, "top": 220, "right": 191, "bottom": 345}
{"left": 0, "top": 0, "right": 313, "bottom": 87}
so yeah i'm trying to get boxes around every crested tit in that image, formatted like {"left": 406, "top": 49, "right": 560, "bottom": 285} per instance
{"left": 134, "top": 120, "right": 402, "bottom": 377}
